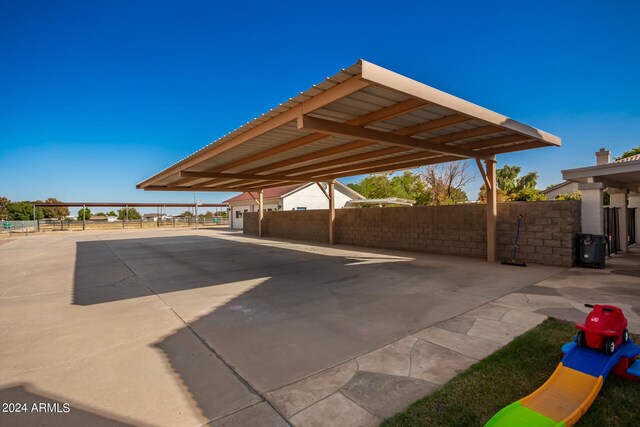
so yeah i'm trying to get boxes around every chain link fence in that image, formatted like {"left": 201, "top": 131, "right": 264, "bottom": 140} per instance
{"left": 1, "top": 220, "right": 38, "bottom": 235}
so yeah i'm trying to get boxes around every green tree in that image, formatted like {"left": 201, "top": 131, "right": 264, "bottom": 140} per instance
{"left": 348, "top": 174, "right": 393, "bottom": 199}
{"left": 6, "top": 202, "right": 33, "bottom": 220}
{"left": 117, "top": 208, "right": 142, "bottom": 220}
{"left": 180, "top": 210, "right": 194, "bottom": 217}
{"left": 106, "top": 210, "right": 117, "bottom": 217}
{"left": 511, "top": 188, "right": 546, "bottom": 201}
{"left": 615, "top": 146, "right": 640, "bottom": 161}
{"left": 78, "top": 207, "right": 91, "bottom": 221}
{"left": 478, "top": 164, "right": 541, "bottom": 202}
{"left": 348, "top": 171, "right": 432, "bottom": 205}
{"left": 555, "top": 191, "right": 582, "bottom": 201}
{"left": 0, "top": 196, "right": 9, "bottom": 220}
{"left": 41, "top": 198, "right": 70, "bottom": 219}
{"left": 389, "top": 172, "right": 431, "bottom": 205}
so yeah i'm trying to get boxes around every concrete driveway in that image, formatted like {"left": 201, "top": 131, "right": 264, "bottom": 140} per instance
{"left": 0, "top": 228, "right": 614, "bottom": 426}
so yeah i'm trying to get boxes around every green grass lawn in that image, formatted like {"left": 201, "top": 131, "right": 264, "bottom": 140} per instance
{"left": 382, "top": 318, "right": 640, "bottom": 427}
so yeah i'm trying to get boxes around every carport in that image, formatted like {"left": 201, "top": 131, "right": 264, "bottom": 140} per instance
{"left": 137, "top": 60, "right": 561, "bottom": 262}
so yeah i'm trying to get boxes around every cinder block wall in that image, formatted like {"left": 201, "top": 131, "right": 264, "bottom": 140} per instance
{"left": 244, "top": 200, "right": 580, "bottom": 267}
{"left": 497, "top": 201, "right": 581, "bottom": 267}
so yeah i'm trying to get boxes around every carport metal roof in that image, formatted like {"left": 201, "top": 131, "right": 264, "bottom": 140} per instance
{"left": 137, "top": 60, "right": 560, "bottom": 192}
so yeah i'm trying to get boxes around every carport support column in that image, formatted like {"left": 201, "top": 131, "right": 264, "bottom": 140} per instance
{"left": 485, "top": 157, "right": 497, "bottom": 263}
{"left": 630, "top": 193, "right": 640, "bottom": 244}
{"left": 258, "top": 190, "right": 264, "bottom": 238}
{"left": 578, "top": 182, "right": 604, "bottom": 235}
{"left": 328, "top": 180, "right": 335, "bottom": 245}
{"left": 610, "top": 188, "right": 629, "bottom": 252}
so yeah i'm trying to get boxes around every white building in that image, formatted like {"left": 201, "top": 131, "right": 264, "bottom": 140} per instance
{"left": 224, "top": 181, "right": 363, "bottom": 229}
{"left": 561, "top": 148, "right": 640, "bottom": 251}
{"left": 542, "top": 181, "right": 579, "bottom": 200}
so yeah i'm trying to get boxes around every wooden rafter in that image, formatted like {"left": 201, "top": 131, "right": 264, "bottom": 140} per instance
{"left": 206, "top": 98, "right": 428, "bottom": 174}
{"left": 298, "top": 115, "right": 494, "bottom": 160}
{"left": 280, "top": 147, "right": 407, "bottom": 176}
{"left": 181, "top": 171, "right": 315, "bottom": 183}
{"left": 395, "top": 114, "right": 470, "bottom": 136}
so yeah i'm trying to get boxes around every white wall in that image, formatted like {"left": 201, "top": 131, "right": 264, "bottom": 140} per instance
{"left": 544, "top": 182, "right": 579, "bottom": 200}
{"left": 281, "top": 184, "right": 353, "bottom": 211}
{"left": 229, "top": 201, "right": 279, "bottom": 229}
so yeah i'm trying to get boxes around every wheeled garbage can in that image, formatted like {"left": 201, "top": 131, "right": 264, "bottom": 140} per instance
{"left": 576, "top": 233, "right": 607, "bottom": 268}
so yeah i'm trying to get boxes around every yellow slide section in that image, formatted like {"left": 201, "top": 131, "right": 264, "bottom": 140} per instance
{"left": 520, "top": 363, "right": 603, "bottom": 427}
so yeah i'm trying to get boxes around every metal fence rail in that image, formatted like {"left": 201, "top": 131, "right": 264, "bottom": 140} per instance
{"left": 34, "top": 217, "right": 229, "bottom": 232}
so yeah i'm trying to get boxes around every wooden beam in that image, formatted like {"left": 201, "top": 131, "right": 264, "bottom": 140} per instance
{"left": 241, "top": 140, "right": 374, "bottom": 174}
{"left": 213, "top": 132, "right": 330, "bottom": 173}
{"left": 143, "top": 186, "right": 257, "bottom": 192}
{"left": 460, "top": 134, "right": 529, "bottom": 150}
{"left": 316, "top": 182, "right": 329, "bottom": 200}
{"left": 485, "top": 157, "right": 497, "bottom": 263}
{"left": 298, "top": 115, "right": 493, "bottom": 160}
{"left": 138, "top": 74, "right": 370, "bottom": 188}
{"left": 281, "top": 147, "right": 407, "bottom": 176}
{"left": 475, "top": 158, "right": 491, "bottom": 191}
{"left": 310, "top": 152, "right": 447, "bottom": 178}
{"left": 482, "top": 141, "right": 545, "bottom": 155}
{"left": 181, "top": 171, "right": 313, "bottom": 182}
{"left": 258, "top": 190, "right": 264, "bottom": 237}
{"left": 348, "top": 98, "right": 427, "bottom": 126}
{"left": 395, "top": 114, "right": 470, "bottom": 136}
{"left": 320, "top": 155, "right": 459, "bottom": 179}
{"left": 244, "top": 111, "right": 468, "bottom": 175}
{"left": 210, "top": 98, "right": 428, "bottom": 174}
{"left": 328, "top": 180, "right": 335, "bottom": 245}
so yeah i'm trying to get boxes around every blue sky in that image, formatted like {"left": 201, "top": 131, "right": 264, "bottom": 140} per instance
{"left": 1, "top": 0, "right": 639, "bottom": 212}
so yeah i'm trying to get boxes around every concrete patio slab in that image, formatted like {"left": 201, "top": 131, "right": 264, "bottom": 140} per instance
{"left": 340, "top": 371, "right": 436, "bottom": 419}
{"left": 265, "top": 360, "right": 357, "bottom": 418}
{"left": 413, "top": 326, "right": 500, "bottom": 360}
{"left": 409, "top": 341, "right": 477, "bottom": 384}
{"left": 356, "top": 336, "right": 417, "bottom": 377}
{"left": 3, "top": 228, "right": 636, "bottom": 426}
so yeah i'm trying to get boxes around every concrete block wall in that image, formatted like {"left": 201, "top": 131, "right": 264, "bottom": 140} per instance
{"left": 244, "top": 200, "right": 581, "bottom": 267}
{"left": 335, "top": 204, "right": 486, "bottom": 257}
{"left": 497, "top": 201, "right": 581, "bottom": 267}
{"left": 245, "top": 210, "right": 329, "bottom": 243}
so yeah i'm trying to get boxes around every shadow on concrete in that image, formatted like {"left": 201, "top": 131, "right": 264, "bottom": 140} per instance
{"left": 72, "top": 235, "right": 414, "bottom": 306}
{"left": 0, "top": 383, "right": 136, "bottom": 426}
{"left": 71, "top": 233, "right": 566, "bottom": 422}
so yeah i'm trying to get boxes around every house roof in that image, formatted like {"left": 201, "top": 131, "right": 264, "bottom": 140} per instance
{"left": 616, "top": 154, "right": 640, "bottom": 163}
{"left": 223, "top": 180, "right": 363, "bottom": 203}
{"left": 223, "top": 184, "right": 302, "bottom": 203}
{"left": 562, "top": 157, "right": 640, "bottom": 191}
{"left": 137, "top": 60, "right": 560, "bottom": 193}
{"left": 541, "top": 180, "right": 577, "bottom": 194}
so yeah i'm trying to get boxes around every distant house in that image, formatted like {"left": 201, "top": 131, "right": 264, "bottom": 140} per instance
{"left": 91, "top": 214, "right": 108, "bottom": 221}
{"left": 223, "top": 181, "right": 363, "bottom": 229}
{"left": 143, "top": 213, "right": 169, "bottom": 222}
{"left": 542, "top": 181, "right": 579, "bottom": 200}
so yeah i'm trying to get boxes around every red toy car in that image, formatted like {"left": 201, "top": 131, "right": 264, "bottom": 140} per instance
{"left": 576, "top": 304, "right": 630, "bottom": 355}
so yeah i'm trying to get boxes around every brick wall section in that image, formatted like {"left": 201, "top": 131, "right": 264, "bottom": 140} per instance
{"left": 245, "top": 210, "right": 329, "bottom": 243}
{"left": 244, "top": 200, "right": 581, "bottom": 267}
{"left": 497, "top": 201, "right": 581, "bottom": 267}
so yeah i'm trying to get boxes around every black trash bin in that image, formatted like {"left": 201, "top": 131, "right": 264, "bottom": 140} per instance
{"left": 576, "top": 233, "right": 607, "bottom": 268}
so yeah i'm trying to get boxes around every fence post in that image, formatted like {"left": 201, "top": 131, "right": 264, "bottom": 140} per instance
{"left": 82, "top": 204, "right": 86, "bottom": 231}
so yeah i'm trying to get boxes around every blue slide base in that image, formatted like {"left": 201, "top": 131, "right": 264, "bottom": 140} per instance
{"left": 562, "top": 340, "right": 640, "bottom": 379}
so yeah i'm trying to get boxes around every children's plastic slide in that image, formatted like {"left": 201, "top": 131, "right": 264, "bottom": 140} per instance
{"left": 485, "top": 340, "right": 640, "bottom": 426}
